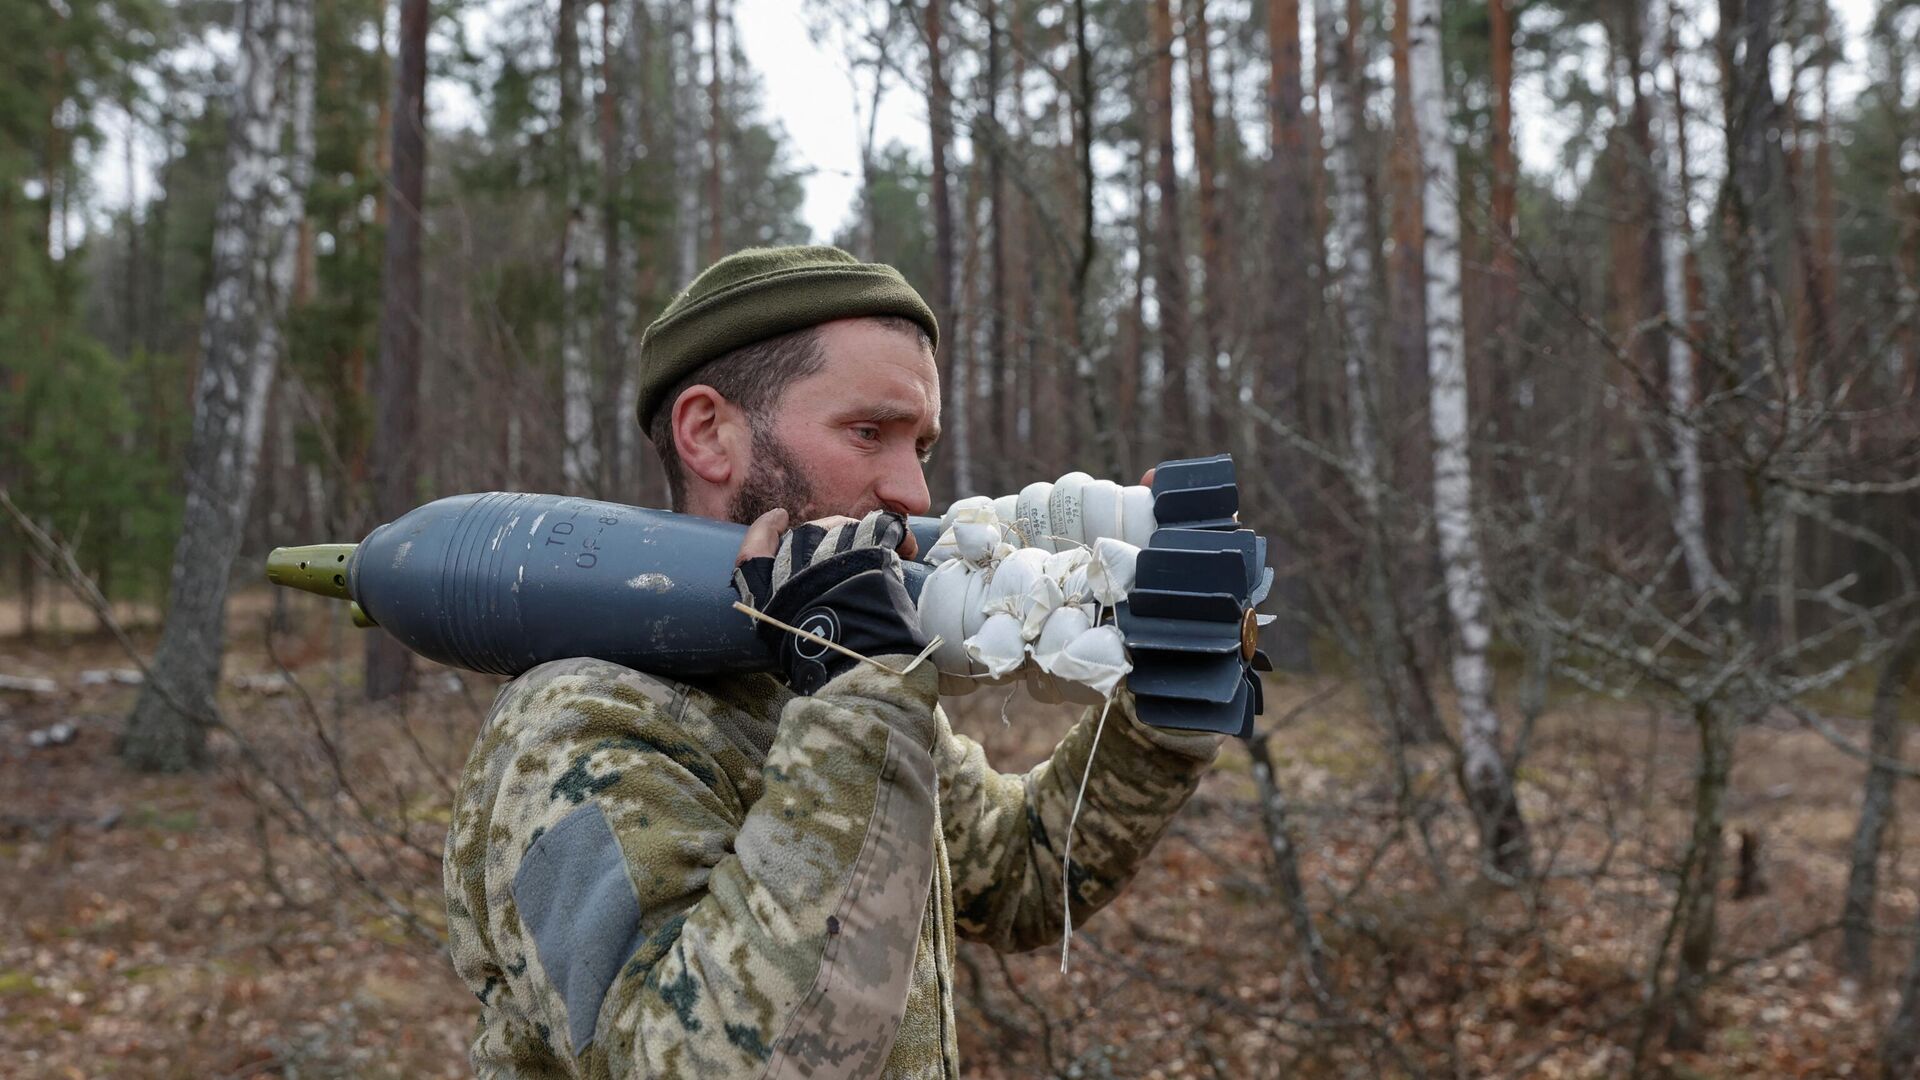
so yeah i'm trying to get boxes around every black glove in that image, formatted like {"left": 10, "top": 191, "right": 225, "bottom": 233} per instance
{"left": 732, "top": 511, "right": 928, "bottom": 695}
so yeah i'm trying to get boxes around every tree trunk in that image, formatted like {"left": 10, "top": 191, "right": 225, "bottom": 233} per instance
{"left": 955, "top": 148, "right": 985, "bottom": 494}
{"left": 347, "top": 3, "right": 388, "bottom": 496}
{"left": 1264, "top": 0, "right": 1314, "bottom": 674}
{"left": 1006, "top": 6, "right": 1036, "bottom": 474}
{"left": 704, "top": 0, "right": 725, "bottom": 264}
{"left": 926, "top": 0, "right": 967, "bottom": 494}
{"left": 1186, "top": 0, "right": 1226, "bottom": 429}
{"left": 1386, "top": 0, "right": 1425, "bottom": 409}
{"left": 123, "top": 0, "right": 315, "bottom": 769}
{"left": 1716, "top": 0, "right": 1784, "bottom": 650}
{"left": 1841, "top": 626, "right": 1920, "bottom": 980}
{"left": 1318, "top": 0, "right": 1440, "bottom": 746}
{"left": 559, "top": 0, "right": 602, "bottom": 494}
{"left": 1407, "top": 0, "right": 1530, "bottom": 877}
{"left": 1149, "top": 0, "right": 1190, "bottom": 458}
{"left": 854, "top": 48, "right": 884, "bottom": 261}
{"left": 1067, "top": 0, "right": 1120, "bottom": 481}
{"left": 1386, "top": 0, "right": 1436, "bottom": 675}
{"left": 1668, "top": 701, "right": 1734, "bottom": 1049}
{"left": 1606, "top": 12, "right": 1652, "bottom": 378}
{"left": 362, "top": 0, "right": 429, "bottom": 703}
{"left": 1487, "top": 0, "right": 1517, "bottom": 457}
{"left": 1123, "top": 127, "right": 1149, "bottom": 459}
{"left": 606, "top": 0, "right": 647, "bottom": 500}
{"left": 1249, "top": 732, "right": 1332, "bottom": 1000}
{"left": 1884, "top": 866, "right": 1920, "bottom": 1075}
{"left": 984, "top": 0, "right": 1008, "bottom": 487}
{"left": 1644, "top": 0, "right": 1721, "bottom": 599}
{"left": 1720, "top": 0, "right": 1782, "bottom": 383}
{"left": 1488, "top": 0, "right": 1516, "bottom": 318}
{"left": 670, "top": 3, "right": 699, "bottom": 289}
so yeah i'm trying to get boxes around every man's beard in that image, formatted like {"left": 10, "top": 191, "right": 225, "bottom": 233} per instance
{"left": 727, "top": 423, "right": 820, "bottom": 525}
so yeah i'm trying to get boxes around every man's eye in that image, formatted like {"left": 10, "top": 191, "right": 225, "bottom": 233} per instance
{"left": 853, "top": 426, "right": 881, "bottom": 442}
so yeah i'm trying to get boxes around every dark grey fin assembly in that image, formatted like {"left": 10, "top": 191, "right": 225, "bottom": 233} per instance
{"left": 1148, "top": 453, "right": 1240, "bottom": 531}
{"left": 1117, "top": 454, "right": 1276, "bottom": 739}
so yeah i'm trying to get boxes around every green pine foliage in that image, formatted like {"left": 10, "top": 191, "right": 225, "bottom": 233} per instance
{"left": 1, "top": 0, "right": 177, "bottom": 606}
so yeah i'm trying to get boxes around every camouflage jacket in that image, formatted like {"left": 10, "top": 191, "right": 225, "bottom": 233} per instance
{"left": 443, "top": 655, "right": 1222, "bottom": 1078}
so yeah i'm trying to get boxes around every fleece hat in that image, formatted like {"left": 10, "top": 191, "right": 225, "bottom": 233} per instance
{"left": 635, "top": 245, "right": 940, "bottom": 429}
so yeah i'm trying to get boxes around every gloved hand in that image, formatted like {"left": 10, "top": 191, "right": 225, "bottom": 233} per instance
{"left": 732, "top": 510, "right": 928, "bottom": 695}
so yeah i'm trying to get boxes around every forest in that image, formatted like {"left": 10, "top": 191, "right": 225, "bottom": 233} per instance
{"left": 3, "top": 0, "right": 1919, "bottom": 1074}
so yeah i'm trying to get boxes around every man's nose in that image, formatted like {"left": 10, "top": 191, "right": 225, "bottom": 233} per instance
{"left": 876, "top": 454, "right": 932, "bottom": 518}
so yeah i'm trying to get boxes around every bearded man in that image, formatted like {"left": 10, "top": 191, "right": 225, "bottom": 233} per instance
{"left": 443, "top": 246, "right": 1224, "bottom": 1078}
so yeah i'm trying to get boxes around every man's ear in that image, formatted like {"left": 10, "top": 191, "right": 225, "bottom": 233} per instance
{"left": 670, "top": 384, "right": 749, "bottom": 488}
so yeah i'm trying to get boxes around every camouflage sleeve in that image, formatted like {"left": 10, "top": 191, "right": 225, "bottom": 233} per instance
{"left": 451, "top": 656, "right": 941, "bottom": 1078}
{"left": 933, "top": 689, "right": 1224, "bottom": 954}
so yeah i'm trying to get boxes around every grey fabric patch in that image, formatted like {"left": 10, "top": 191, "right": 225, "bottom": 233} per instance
{"left": 513, "top": 803, "right": 646, "bottom": 1054}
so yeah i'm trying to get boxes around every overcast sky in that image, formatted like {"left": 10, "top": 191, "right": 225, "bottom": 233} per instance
{"left": 732, "top": 0, "right": 926, "bottom": 243}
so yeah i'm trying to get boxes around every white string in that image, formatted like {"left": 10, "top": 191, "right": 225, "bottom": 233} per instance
{"left": 1059, "top": 690, "right": 1117, "bottom": 973}
{"left": 730, "top": 601, "right": 943, "bottom": 677}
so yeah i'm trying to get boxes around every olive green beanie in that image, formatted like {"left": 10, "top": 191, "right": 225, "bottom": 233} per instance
{"left": 635, "top": 245, "right": 940, "bottom": 429}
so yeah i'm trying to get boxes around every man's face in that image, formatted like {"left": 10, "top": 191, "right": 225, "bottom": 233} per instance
{"left": 727, "top": 318, "right": 940, "bottom": 525}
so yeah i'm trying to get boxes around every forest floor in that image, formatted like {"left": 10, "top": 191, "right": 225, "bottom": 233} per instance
{"left": 2, "top": 587, "right": 1916, "bottom": 1078}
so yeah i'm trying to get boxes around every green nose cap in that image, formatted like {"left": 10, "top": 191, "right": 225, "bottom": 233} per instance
{"left": 266, "top": 544, "right": 357, "bottom": 601}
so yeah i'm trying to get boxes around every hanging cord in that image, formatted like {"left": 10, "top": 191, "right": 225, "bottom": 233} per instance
{"left": 1059, "top": 689, "right": 1117, "bottom": 973}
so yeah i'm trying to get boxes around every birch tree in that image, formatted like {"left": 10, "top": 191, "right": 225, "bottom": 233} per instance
{"left": 123, "top": 0, "right": 315, "bottom": 770}
{"left": 671, "top": 4, "right": 700, "bottom": 287}
{"left": 1642, "top": 0, "right": 1722, "bottom": 600}
{"left": 924, "top": 0, "right": 967, "bottom": 493}
{"left": 1664, "top": 1, "right": 1784, "bottom": 1046}
{"left": 1315, "top": 0, "right": 1443, "bottom": 747}
{"left": 559, "top": 0, "right": 602, "bottom": 493}
{"left": 1407, "top": 0, "right": 1529, "bottom": 875}
{"left": 605, "top": 0, "right": 646, "bottom": 498}
{"left": 704, "top": 0, "right": 726, "bottom": 265}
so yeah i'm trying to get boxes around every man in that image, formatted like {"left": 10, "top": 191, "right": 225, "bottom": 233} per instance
{"left": 443, "top": 246, "right": 1224, "bottom": 1078}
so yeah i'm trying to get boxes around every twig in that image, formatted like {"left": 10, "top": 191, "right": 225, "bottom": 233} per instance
{"left": 0, "top": 487, "right": 439, "bottom": 945}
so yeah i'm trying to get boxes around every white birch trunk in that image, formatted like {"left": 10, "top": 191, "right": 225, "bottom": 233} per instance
{"left": 1313, "top": 0, "right": 1381, "bottom": 520}
{"left": 1315, "top": 0, "right": 1442, "bottom": 747}
{"left": 672, "top": 8, "right": 701, "bottom": 287}
{"left": 1644, "top": 0, "right": 1721, "bottom": 600}
{"left": 1407, "top": 0, "right": 1528, "bottom": 872}
{"left": 1313, "top": 0, "right": 1443, "bottom": 749}
{"left": 123, "top": 0, "right": 315, "bottom": 770}
{"left": 608, "top": 0, "right": 645, "bottom": 496}
{"left": 560, "top": 0, "right": 602, "bottom": 493}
